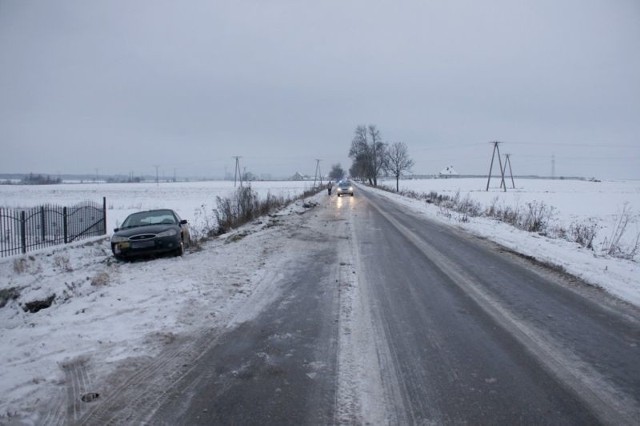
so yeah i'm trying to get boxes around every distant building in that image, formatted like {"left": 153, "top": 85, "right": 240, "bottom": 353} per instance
{"left": 291, "top": 172, "right": 305, "bottom": 181}
{"left": 439, "top": 165, "right": 459, "bottom": 178}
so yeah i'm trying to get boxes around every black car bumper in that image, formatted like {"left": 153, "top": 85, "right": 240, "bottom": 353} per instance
{"left": 111, "top": 236, "right": 182, "bottom": 258}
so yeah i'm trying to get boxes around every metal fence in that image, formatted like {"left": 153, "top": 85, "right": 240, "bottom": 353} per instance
{"left": 0, "top": 198, "right": 106, "bottom": 257}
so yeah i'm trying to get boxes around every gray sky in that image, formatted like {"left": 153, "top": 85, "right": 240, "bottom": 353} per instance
{"left": 1, "top": 0, "right": 639, "bottom": 180}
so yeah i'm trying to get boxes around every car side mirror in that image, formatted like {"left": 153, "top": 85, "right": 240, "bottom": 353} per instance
{"left": 180, "top": 219, "right": 188, "bottom": 225}
{"left": 113, "top": 228, "right": 120, "bottom": 232}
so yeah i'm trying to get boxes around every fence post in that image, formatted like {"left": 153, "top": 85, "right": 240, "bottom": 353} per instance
{"left": 20, "top": 211, "right": 26, "bottom": 254}
{"left": 102, "top": 197, "right": 107, "bottom": 235}
{"left": 41, "top": 206, "right": 46, "bottom": 243}
{"left": 63, "top": 207, "right": 68, "bottom": 244}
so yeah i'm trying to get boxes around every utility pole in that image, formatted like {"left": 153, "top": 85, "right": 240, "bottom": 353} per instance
{"left": 486, "top": 141, "right": 506, "bottom": 192}
{"left": 504, "top": 153, "right": 516, "bottom": 189}
{"left": 154, "top": 165, "right": 160, "bottom": 186}
{"left": 233, "top": 156, "right": 242, "bottom": 187}
{"left": 313, "top": 159, "right": 323, "bottom": 188}
{"left": 551, "top": 154, "right": 556, "bottom": 179}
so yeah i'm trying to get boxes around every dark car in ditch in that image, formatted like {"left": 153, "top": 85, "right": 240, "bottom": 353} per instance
{"left": 110, "top": 209, "right": 190, "bottom": 260}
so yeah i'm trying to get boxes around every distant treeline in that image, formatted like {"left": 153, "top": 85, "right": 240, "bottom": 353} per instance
{"left": 4, "top": 173, "right": 63, "bottom": 185}
{"left": 105, "top": 175, "right": 144, "bottom": 183}
{"left": 0, "top": 174, "right": 146, "bottom": 185}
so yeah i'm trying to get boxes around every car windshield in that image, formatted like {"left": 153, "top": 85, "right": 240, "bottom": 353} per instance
{"left": 121, "top": 210, "right": 177, "bottom": 228}
{"left": 339, "top": 182, "right": 351, "bottom": 187}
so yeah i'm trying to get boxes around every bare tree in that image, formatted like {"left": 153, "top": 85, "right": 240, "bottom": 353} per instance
{"left": 348, "top": 124, "right": 387, "bottom": 186}
{"left": 349, "top": 125, "right": 371, "bottom": 183}
{"left": 329, "top": 163, "right": 345, "bottom": 181}
{"left": 350, "top": 125, "right": 368, "bottom": 154}
{"left": 368, "top": 125, "right": 387, "bottom": 187}
{"left": 385, "top": 142, "right": 414, "bottom": 192}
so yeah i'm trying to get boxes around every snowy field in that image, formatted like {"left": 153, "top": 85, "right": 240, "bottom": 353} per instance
{"left": 1, "top": 178, "right": 639, "bottom": 423}
{"left": 381, "top": 177, "right": 640, "bottom": 260}
{"left": 0, "top": 180, "right": 316, "bottom": 234}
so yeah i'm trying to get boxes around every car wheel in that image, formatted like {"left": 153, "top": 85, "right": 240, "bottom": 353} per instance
{"left": 112, "top": 246, "right": 125, "bottom": 261}
{"left": 174, "top": 241, "right": 184, "bottom": 257}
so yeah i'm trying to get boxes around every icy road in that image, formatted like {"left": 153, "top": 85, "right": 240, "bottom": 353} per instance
{"left": 79, "top": 186, "right": 640, "bottom": 425}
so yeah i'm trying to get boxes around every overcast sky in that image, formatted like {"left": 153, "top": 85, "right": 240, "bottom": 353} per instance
{"left": 1, "top": 0, "right": 639, "bottom": 180}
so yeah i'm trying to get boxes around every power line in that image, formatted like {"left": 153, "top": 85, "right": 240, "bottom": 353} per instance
{"left": 537, "top": 154, "right": 635, "bottom": 159}
{"left": 506, "top": 141, "right": 638, "bottom": 149}
{"left": 413, "top": 142, "right": 486, "bottom": 152}
{"left": 414, "top": 141, "right": 637, "bottom": 152}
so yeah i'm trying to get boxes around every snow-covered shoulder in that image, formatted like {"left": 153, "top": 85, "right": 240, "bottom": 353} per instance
{"left": 0, "top": 191, "right": 325, "bottom": 423}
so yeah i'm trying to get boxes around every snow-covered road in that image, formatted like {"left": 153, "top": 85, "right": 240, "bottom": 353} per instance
{"left": 2, "top": 185, "right": 639, "bottom": 424}
{"left": 349, "top": 187, "right": 640, "bottom": 424}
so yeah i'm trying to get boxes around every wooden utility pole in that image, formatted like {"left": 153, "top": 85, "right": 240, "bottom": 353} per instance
{"left": 486, "top": 141, "right": 506, "bottom": 192}
{"left": 313, "top": 159, "right": 323, "bottom": 187}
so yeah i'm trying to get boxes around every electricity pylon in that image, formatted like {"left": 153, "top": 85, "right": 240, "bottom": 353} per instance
{"left": 503, "top": 153, "right": 515, "bottom": 189}
{"left": 486, "top": 141, "right": 506, "bottom": 192}
{"left": 233, "top": 156, "right": 243, "bottom": 187}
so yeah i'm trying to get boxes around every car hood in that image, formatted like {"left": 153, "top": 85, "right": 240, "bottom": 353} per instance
{"left": 113, "top": 224, "right": 178, "bottom": 238}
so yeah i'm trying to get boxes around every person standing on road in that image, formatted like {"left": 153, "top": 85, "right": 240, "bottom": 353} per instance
{"left": 327, "top": 181, "right": 332, "bottom": 196}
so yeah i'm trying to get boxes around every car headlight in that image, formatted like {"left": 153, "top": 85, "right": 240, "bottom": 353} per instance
{"left": 111, "top": 235, "right": 129, "bottom": 243}
{"left": 157, "top": 228, "right": 178, "bottom": 238}
{"left": 349, "top": 187, "right": 353, "bottom": 191}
